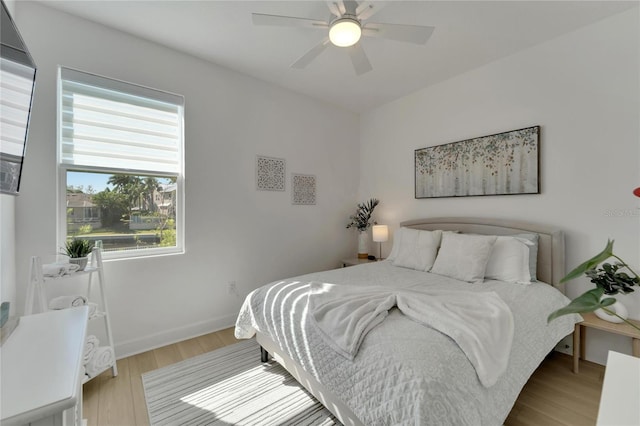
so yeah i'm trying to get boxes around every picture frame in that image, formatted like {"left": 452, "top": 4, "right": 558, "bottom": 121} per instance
{"left": 256, "top": 155, "right": 286, "bottom": 191}
{"left": 291, "top": 173, "right": 316, "bottom": 205}
{"left": 415, "top": 126, "right": 539, "bottom": 198}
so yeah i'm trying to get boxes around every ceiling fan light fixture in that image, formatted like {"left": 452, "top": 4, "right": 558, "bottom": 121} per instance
{"left": 329, "top": 18, "right": 361, "bottom": 47}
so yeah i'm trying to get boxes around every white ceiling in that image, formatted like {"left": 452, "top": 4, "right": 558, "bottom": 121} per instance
{"left": 36, "top": 1, "right": 637, "bottom": 113}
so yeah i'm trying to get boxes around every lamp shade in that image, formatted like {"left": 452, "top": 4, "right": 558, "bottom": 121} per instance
{"left": 329, "top": 18, "right": 362, "bottom": 47}
{"left": 372, "top": 225, "right": 389, "bottom": 243}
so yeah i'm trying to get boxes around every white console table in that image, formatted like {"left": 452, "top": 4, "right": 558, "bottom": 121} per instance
{"left": 1, "top": 307, "right": 89, "bottom": 426}
{"left": 597, "top": 350, "right": 640, "bottom": 425}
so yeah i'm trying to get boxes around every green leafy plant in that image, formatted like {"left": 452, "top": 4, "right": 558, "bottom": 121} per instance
{"left": 346, "top": 198, "right": 380, "bottom": 232}
{"left": 586, "top": 263, "right": 638, "bottom": 295}
{"left": 548, "top": 240, "right": 640, "bottom": 331}
{"left": 63, "top": 239, "right": 93, "bottom": 258}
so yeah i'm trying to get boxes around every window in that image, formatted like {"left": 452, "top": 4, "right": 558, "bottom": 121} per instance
{"left": 58, "top": 67, "right": 184, "bottom": 258}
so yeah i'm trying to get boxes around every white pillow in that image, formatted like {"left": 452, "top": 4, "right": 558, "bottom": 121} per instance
{"left": 484, "top": 236, "right": 534, "bottom": 284}
{"left": 513, "top": 233, "right": 539, "bottom": 281}
{"left": 387, "top": 227, "right": 404, "bottom": 261}
{"left": 391, "top": 228, "right": 442, "bottom": 271}
{"left": 431, "top": 233, "right": 497, "bottom": 283}
{"left": 388, "top": 228, "right": 456, "bottom": 261}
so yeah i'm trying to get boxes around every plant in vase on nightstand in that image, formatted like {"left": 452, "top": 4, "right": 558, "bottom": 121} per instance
{"left": 548, "top": 240, "right": 640, "bottom": 332}
{"left": 346, "top": 198, "right": 379, "bottom": 259}
{"left": 62, "top": 239, "right": 93, "bottom": 271}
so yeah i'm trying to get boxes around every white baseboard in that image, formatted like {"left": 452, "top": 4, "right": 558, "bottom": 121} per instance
{"left": 114, "top": 313, "right": 238, "bottom": 359}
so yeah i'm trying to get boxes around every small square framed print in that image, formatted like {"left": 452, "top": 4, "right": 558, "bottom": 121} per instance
{"left": 256, "top": 155, "right": 286, "bottom": 191}
{"left": 292, "top": 173, "right": 316, "bottom": 205}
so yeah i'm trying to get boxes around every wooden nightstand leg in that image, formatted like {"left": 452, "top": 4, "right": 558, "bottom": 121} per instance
{"left": 633, "top": 338, "right": 640, "bottom": 357}
{"left": 573, "top": 323, "right": 581, "bottom": 374}
{"left": 580, "top": 325, "right": 586, "bottom": 360}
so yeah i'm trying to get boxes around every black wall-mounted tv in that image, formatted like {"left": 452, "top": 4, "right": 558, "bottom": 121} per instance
{"left": 1, "top": 0, "right": 36, "bottom": 195}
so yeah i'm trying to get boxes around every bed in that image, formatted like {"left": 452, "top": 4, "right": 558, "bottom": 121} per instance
{"left": 235, "top": 217, "right": 578, "bottom": 425}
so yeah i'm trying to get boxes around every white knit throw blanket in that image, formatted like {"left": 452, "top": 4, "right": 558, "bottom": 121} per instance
{"left": 307, "top": 282, "right": 514, "bottom": 387}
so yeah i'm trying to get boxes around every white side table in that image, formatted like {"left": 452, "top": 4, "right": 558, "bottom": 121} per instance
{"left": 1, "top": 307, "right": 89, "bottom": 426}
{"left": 573, "top": 312, "right": 640, "bottom": 373}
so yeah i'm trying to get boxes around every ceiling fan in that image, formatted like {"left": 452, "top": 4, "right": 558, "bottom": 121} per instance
{"left": 252, "top": 1, "right": 434, "bottom": 76}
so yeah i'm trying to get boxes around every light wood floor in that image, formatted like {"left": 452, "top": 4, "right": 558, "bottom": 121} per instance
{"left": 84, "top": 329, "right": 605, "bottom": 426}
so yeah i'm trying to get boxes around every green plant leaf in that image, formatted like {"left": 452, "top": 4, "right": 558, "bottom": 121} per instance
{"left": 560, "top": 240, "right": 614, "bottom": 283}
{"left": 64, "top": 239, "right": 93, "bottom": 258}
{"left": 547, "top": 287, "right": 616, "bottom": 322}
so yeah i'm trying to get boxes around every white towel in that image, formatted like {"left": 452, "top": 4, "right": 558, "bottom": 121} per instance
{"left": 85, "top": 346, "right": 115, "bottom": 378}
{"left": 48, "top": 295, "right": 87, "bottom": 310}
{"left": 84, "top": 335, "right": 100, "bottom": 365}
{"left": 42, "top": 263, "right": 80, "bottom": 277}
{"left": 87, "top": 302, "right": 98, "bottom": 319}
{"left": 307, "top": 282, "right": 514, "bottom": 387}
{"left": 82, "top": 366, "right": 89, "bottom": 381}
{"left": 42, "top": 264, "right": 66, "bottom": 277}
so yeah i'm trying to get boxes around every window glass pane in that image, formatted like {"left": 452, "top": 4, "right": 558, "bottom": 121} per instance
{"left": 66, "top": 171, "right": 177, "bottom": 253}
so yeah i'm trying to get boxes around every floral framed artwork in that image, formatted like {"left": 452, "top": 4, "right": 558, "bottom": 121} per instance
{"left": 256, "top": 155, "right": 286, "bottom": 191}
{"left": 415, "top": 126, "right": 540, "bottom": 198}
{"left": 292, "top": 173, "right": 316, "bottom": 205}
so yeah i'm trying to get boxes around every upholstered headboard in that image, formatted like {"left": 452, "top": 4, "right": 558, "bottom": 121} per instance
{"left": 400, "top": 217, "right": 565, "bottom": 289}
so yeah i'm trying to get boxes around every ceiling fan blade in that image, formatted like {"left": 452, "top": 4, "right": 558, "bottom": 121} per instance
{"left": 356, "top": 1, "right": 385, "bottom": 21}
{"left": 252, "top": 13, "right": 328, "bottom": 30}
{"left": 291, "top": 38, "right": 331, "bottom": 69}
{"left": 343, "top": 0, "right": 358, "bottom": 15}
{"left": 325, "top": 1, "right": 341, "bottom": 17}
{"left": 363, "top": 22, "right": 435, "bottom": 44}
{"left": 335, "top": 0, "right": 347, "bottom": 15}
{"left": 347, "top": 42, "right": 372, "bottom": 76}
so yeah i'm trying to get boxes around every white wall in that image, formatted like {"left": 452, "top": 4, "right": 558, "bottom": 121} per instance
{"left": 13, "top": 2, "right": 360, "bottom": 357}
{"left": 360, "top": 9, "right": 639, "bottom": 365}
{"left": 0, "top": 196, "right": 16, "bottom": 314}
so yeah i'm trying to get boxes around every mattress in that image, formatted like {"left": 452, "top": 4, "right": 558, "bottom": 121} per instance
{"left": 235, "top": 261, "right": 578, "bottom": 425}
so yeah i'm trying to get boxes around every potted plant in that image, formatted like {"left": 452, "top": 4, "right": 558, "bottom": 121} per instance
{"left": 548, "top": 240, "right": 640, "bottom": 332}
{"left": 346, "top": 198, "right": 379, "bottom": 259}
{"left": 63, "top": 239, "right": 93, "bottom": 271}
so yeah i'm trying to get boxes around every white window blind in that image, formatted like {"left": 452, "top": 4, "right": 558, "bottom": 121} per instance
{"left": 59, "top": 67, "right": 183, "bottom": 175}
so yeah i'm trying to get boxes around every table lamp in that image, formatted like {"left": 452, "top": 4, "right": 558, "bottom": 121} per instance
{"left": 372, "top": 225, "right": 389, "bottom": 260}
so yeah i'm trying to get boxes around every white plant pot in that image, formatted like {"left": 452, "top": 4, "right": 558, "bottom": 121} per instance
{"left": 595, "top": 296, "right": 629, "bottom": 323}
{"left": 69, "top": 257, "right": 88, "bottom": 272}
{"left": 358, "top": 231, "right": 369, "bottom": 259}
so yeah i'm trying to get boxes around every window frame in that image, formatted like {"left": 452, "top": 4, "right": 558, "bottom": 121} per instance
{"left": 56, "top": 67, "right": 185, "bottom": 260}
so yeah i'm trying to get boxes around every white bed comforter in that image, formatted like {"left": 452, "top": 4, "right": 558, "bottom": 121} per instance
{"left": 307, "top": 282, "right": 514, "bottom": 387}
{"left": 235, "top": 261, "right": 578, "bottom": 425}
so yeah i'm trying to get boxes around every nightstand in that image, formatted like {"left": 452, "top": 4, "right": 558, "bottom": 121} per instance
{"left": 573, "top": 311, "right": 640, "bottom": 373}
{"left": 341, "top": 258, "right": 378, "bottom": 267}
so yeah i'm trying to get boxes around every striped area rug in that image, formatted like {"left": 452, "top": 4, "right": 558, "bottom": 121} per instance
{"left": 142, "top": 339, "right": 339, "bottom": 425}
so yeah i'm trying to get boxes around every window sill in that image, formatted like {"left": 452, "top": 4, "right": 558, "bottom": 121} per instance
{"left": 101, "top": 246, "right": 184, "bottom": 262}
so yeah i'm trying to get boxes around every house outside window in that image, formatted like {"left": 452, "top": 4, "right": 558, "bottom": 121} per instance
{"left": 66, "top": 191, "right": 102, "bottom": 232}
{"left": 57, "top": 67, "right": 184, "bottom": 259}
